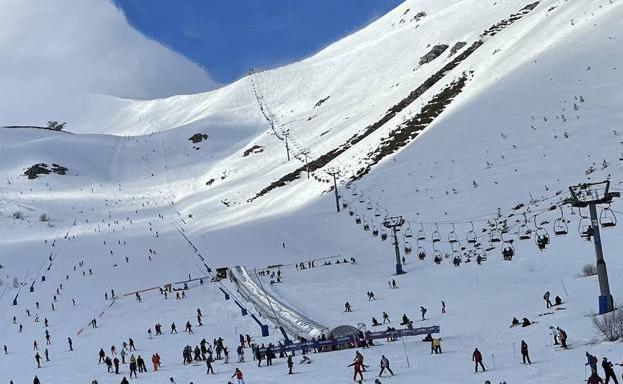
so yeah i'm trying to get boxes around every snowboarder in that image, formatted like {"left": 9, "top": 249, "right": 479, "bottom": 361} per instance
{"left": 520, "top": 340, "right": 531, "bottom": 365}
{"left": 379, "top": 355, "right": 394, "bottom": 376}
{"left": 472, "top": 348, "right": 485, "bottom": 372}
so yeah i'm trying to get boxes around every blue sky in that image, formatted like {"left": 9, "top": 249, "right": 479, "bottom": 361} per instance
{"left": 114, "top": 0, "right": 403, "bottom": 85}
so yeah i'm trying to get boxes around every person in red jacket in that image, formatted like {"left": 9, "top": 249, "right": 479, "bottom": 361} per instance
{"left": 348, "top": 360, "right": 364, "bottom": 381}
{"left": 151, "top": 354, "right": 160, "bottom": 371}
{"left": 231, "top": 368, "right": 245, "bottom": 384}
{"left": 472, "top": 348, "right": 486, "bottom": 372}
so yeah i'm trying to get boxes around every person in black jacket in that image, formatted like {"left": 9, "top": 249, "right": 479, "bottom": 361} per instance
{"left": 602, "top": 358, "right": 619, "bottom": 384}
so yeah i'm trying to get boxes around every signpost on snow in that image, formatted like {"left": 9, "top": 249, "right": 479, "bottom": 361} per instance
{"left": 383, "top": 216, "right": 405, "bottom": 275}
{"left": 567, "top": 180, "right": 620, "bottom": 314}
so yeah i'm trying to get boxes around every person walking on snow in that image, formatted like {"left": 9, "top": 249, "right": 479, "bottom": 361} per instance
{"left": 601, "top": 357, "right": 618, "bottom": 384}
{"left": 544, "top": 291, "right": 552, "bottom": 308}
{"left": 586, "top": 352, "right": 598, "bottom": 374}
{"left": 379, "top": 355, "right": 394, "bottom": 377}
{"left": 287, "top": 355, "right": 294, "bottom": 374}
{"left": 520, "top": 340, "right": 531, "bottom": 365}
{"left": 472, "top": 348, "right": 485, "bottom": 372}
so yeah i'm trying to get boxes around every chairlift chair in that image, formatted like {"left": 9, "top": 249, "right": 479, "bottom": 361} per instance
{"left": 363, "top": 218, "right": 370, "bottom": 231}
{"left": 466, "top": 222, "right": 477, "bottom": 244}
{"left": 404, "top": 222, "right": 413, "bottom": 238}
{"left": 381, "top": 228, "right": 388, "bottom": 241}
{"left": 404, "top": 241, "right": 413, "bottom": 255}
{"left": 534, "top": 216, "right": 550, "bottom": 250}
{"left": 432, "top": 223, "right": 441, "bottom": 243}
{"left": 355, "top": 215, "right": 362, "bottom": 225}
{"left": 342, "top": 201, "right": 348, "bottom": 209}
{"left": 372, "top": 227, "right": 379, "bottom": 237}
{"left": 416, "top": 239, "right": 426, "bottom": 260}
{"left": 448, "top": 223, "right": 459, "bottom": 243}
{"left": 366, "top": 199, "right": 373, "bottom": 211}
{"left": 417, "top": 223, "right": 426, "bottom": 241}
{"left": 489, "top": 229, "right": 501, "bottom": 243}
{"left": 518, "top": 213, "right": 532, "bottom": 240}
{"left": 433, "top": 242, "right": 442, "bottom": 264}
{"left": 359, "top": 193, "right": 365, "bottom": 204}
{"left": 578, "top": 209, "right": 592, "bottom": 240}
{"left": 374, "top": 204, "right": 382, "bottom": 217}
{"left": 600, "top": 206, "right": 617, "bottom": 229}
{"left": 553, "top": 206, "right": 569, "bottom": 236}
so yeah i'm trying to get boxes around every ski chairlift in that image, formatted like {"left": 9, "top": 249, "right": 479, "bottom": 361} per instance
{"left": 416, "top": 239, "right": 426, "bottom": 260}
{"left": 404, "top": 241, "right": 413, "bottom": 255}
{"left": 466, "top": 222, "right": 477, "bottom": 244}
{"left": 448, "top": 223, "right": 459, "bottom": 243}
{"left": 431, "top": 223, "right": 441, "bottom": 243}
{"left": 475, "top": 248, "right": 488, "bottom": 265}
{"left": 553, "top": 206, "right": 568, "bottom": 236}
{"left": 351, "top": 186, "right": 358, "bottom": 196}
{"left": 404, "top": 221, "right": 413, "bottom": 238}
{"left": 501, "top": 234, "right": 515, "bottom": 261}
{"left": 433, "top": 242, "right": 442, "bottom": 265}
{"left": 355, "top": 215, "right": 362, "bottom": 225}
{"left": 349, "top": 210, "right": 355, "bottom": 217}
{"left": 600, "top": 205, "right": 617, "bottom": 229}
{"left": 381, "top": 228, "right": 388, "bottom": 241}
{"left": 366, "top": 199, "right": 373, "bottom": 211}
{"left": 534, "top": 216, "right": 550, "bottom": 250}
{"left": 358, "top": 192, "right": 365, "bottom": 204}
{"left": 518, "top": 213, "right": 532, "bottom": 240}
{"left": 342, "top": 201, "right": 348, "bottom": 209}
{"left": 372, "top": 227, "right": 379, "bottom": 237}
{"left": 363, "top": 218, "right": 370, "bottom": 231}
{"left": 450, "top": 242, "right": 462, "bottom": 266}
{"left": 578, "top": 208, "right": 593, "bottom": 240}
{"left": 417, "top": 223, "right": 426, "bottom": 241}
{"left": 489, "top": 229, "right": 502, "bottom": 243}
{"left": 374, "top": 204, "right": 382, "bottom": 217}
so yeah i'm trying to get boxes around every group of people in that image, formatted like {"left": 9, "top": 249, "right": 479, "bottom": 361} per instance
{"left": 585, "top": 352, "right": 622, "bottom": 384}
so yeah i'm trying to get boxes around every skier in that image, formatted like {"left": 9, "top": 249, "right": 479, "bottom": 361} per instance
{"left": 441, "top": 300, "right": 446, "bottom": 314}
{"left": 231, "top": 368, "right": 245, "bottom": 384}
{"left": 520, "top": 340, "right": 531, "bottom": 365}
{"left": 129, "top": 355, "right": 137, "bottom": 378}
{"left": 35, "top": 352, "right": 41, "bottom": 368}
{"left": 171, "top": 322, "right": 177, "bottom": 334}
{"left": 33, "top": 376, "right": 40, "bottom": 384}
{"left": 601, "top": 357, "right": 618, "bottom": 384}
{"left": 206, "top": 354, "right": 215, "bottom": 374}
{"left": 255, "top": 347, "right": 263, "bottom": 367}
{"left": 348, "top": 358, "right": 364, "bottom": 381}
{"left": 114, "top": 357, "right": 120, "bottom": 374}
{"left": 68, "top": 337, "right": 73, "bottom": 351}
{"left": 544, "top": 291, "right": 552, "bottom": 308}
{"left": 420, "top": 306, "right": 427, "bottom": 320}
{"left": 152, "top": 353, "right": 160, "bottom": 371}
{"left": 379, "top": 355, "right": 394, "bottom": 377}
{"left": 237, "top": 345, "right": 245, "bottom": 362}
{"left": 99, "top": 348, "right": 106, "bottom": 363}
{"left": 431, "top": 338, "right": 442, "bottom": 354}
{"left": 120, "top": 348, "right": 127, "bottom": 364}
{"left": 185, "top": 321, "right": 193, "bottom": 334}
{"left": 345, "top": 302, "right": 352, "bottom": 312}
{"left": 128, "top": 338, "right": 136, "bottom": 351}
{"left": 472, "top": 348, "right": 486, "bottom": 372}
{"left": 120, "top": 378, "right": 129, "bottom": 384}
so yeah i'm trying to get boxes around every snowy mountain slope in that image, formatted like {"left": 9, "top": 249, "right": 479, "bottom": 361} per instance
{"left": 1, "top": 0, "right": 623, "bottom": 383}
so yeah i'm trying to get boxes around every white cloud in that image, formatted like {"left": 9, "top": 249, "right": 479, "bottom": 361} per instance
{"left": 0, "top": 0, "right": 217, "bottom": 126}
